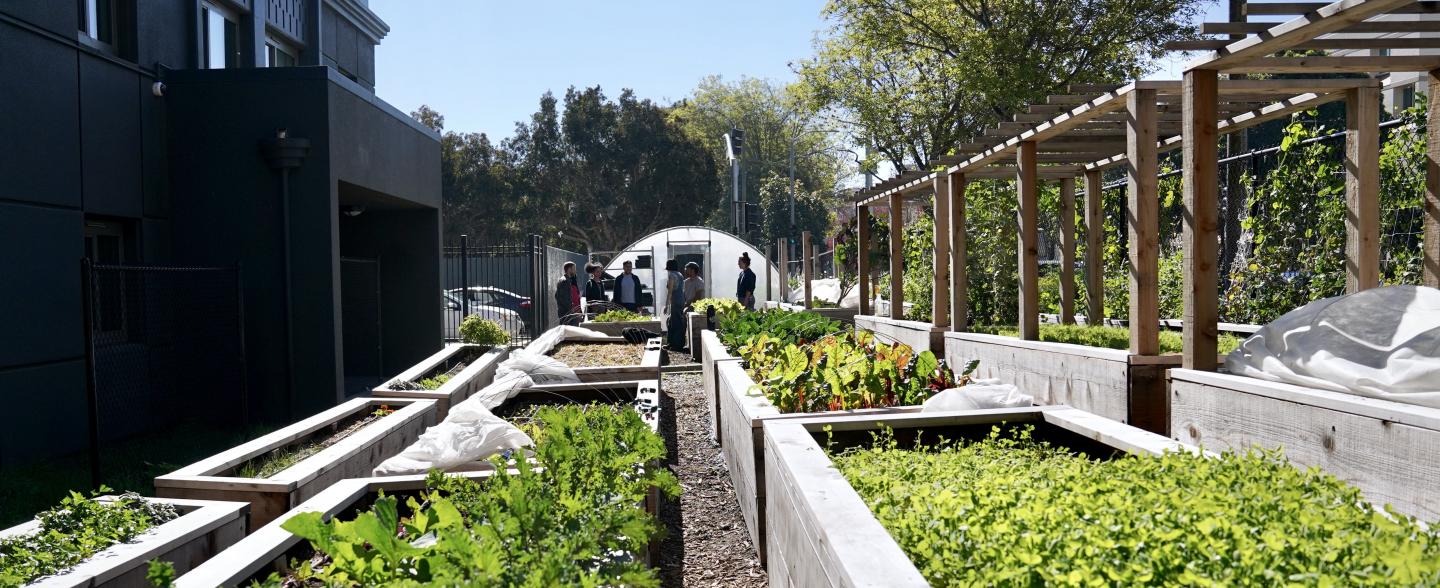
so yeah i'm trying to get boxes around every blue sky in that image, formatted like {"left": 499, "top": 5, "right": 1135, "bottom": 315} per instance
{"left": 372, "top": 0, "right": 1229, "bottom": 143}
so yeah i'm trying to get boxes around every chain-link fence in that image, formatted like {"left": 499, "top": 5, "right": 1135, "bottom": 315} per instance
{"left": 82, "top": 261, "right": 248, "bottom": 483}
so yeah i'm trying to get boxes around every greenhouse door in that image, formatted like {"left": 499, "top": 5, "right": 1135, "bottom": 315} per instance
{"left": 668, "top": 240, "right": 710, "bottom": 311}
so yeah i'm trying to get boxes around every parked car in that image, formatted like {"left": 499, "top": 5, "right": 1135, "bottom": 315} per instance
{"left": 447, "top": 287, "right": 534, "bottom": 331}
{"left": 442, "top": 292, "right": 524, "bottom": 340}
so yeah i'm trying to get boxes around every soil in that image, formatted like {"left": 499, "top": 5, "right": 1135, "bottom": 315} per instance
{"left": 549, "top": 342, "right": 645, "bottom": 367}
{"left": 233, "top": 407, "right": 393, "bottom": 479}
{"left": 656, "top": 371, "right": 767, "bottom": 587}
{"left": 388, "top": 347, "right": 484, "bottom": 390}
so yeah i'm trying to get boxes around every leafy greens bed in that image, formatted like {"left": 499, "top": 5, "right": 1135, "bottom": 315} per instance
{"left": 592, "top": 309, "right": 650, "bottom": 322}
{"left": 0, "top": 489, "right": 179, "bottom": 586}
{"left": 832, "top": 426, "right": 1440, "bottom": 586}
{"left": 717, "top": 308, "right": 844, "bottom": 353}
{"left": 263, "top": 404, "right": 678, "bottom": 587}
{"left": 969, "top": 323, "right": 1243, "bottom": 355}
{"left": 740, "top": 331, "right": 966, "bottom": 413}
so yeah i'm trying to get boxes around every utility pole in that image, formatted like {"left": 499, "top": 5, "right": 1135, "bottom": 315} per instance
{"left": 725, "top": 128, "right": 746, "bottom": 234}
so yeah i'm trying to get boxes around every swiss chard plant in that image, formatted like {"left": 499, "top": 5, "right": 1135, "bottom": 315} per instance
{"left": 833, "top": 426, "right": 1440, "bottom": 586}
{"left": 0, "top": 488, "right": 179, "bottom": 586}
{"left": 741, "top": 331, "right": 971, "bottom": 413}
{"left": 716, "top": 308, "right": 845, "bottom": 353}
{"left": 264, "top": 404, "right": 678, "bottom": 587}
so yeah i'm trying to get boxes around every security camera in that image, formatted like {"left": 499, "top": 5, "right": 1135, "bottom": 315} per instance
{"left": 151, "top": 81, "right": 166, "bottom": 97}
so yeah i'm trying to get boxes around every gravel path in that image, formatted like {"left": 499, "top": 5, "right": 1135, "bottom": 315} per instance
{"left": 657, "top": 371, "right": 767, "bottom": 588}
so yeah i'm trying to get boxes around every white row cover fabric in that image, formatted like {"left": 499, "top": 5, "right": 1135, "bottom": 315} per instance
{"left": 1226, "top": 285, "right": 1440, "bottom": 408}
{"left": 788, "top": 278, "right": 863, "bottom": 309}
{"left": 372, "top": 331, "right": 604, "bottom": 476}
{"left": 922, "top": 379, "right": 1033, "bottom": 412}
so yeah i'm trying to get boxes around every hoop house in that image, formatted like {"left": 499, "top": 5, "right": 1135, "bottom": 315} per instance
{"left": 603, "top": 227, "right": 782, "bottom": 317}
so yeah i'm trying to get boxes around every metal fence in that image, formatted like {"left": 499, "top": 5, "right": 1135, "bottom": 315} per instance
{"left": 442, "top": 235, "right": 577, "bottom": 345}
{"left": 82, "top": 260, "right": 248, "bottom": 484}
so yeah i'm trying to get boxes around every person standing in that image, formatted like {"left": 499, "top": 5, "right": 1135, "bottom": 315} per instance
{"left": 614, "top": 260, "right": 642, "bottom": 312}
{"left": 736, "top": 252, "right": 757, "bottom": 310}
{"left": 664, "top": 259, "right": 686, "bottom": 350}
{"left": 554, "top": 261, "right": 581, "bottom": 326}
{"left": 583, "top": 262, "right": 608, "bottom": 317}
{"left": 683, "top": 262, "right": 705, "bottom": 307}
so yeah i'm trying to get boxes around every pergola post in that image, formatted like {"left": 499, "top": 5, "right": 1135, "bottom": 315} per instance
{"left": 1017, "top": 141, "right": 1040, "bottom": 340}
{"left": 1428, "top": 70, "right": 1440, "bottom": 289}
{"left": 1128, "top": 88, "right": 1160, "bottom": 356}
{"left": 1182, "top": 69, "right": 1220, "bottom": 371}
{"left": 1059, "top": 177, "right": 1077, "bottom": 325}
{"left": 776, "top": 238, "right": 788, "bottom": 303}
{"left": 857, "top": 205, "right": 872, "bottom": 315}
{"left": 888, "top": 191, "right": 905, "bottom": 320}
{"left": 932, "top": 176, "right": 951, "bottom": 327}
{"left": 1084, "top": 170, "right": 1105, "bottom": 324}
{"left": 949, "top": 172, "right": 968, "bottom": 332}
{"left": 1345, "top": 85, "right": 1381, "bottom": 293}
{"left": 802, "top": 230, "right": 814, "bottom": 308}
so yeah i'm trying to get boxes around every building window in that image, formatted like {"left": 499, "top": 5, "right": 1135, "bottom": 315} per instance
{"left": 79, "top": 0, "right": 116, "bottom": 45}
{"left": 1401, "top": 86, "right": 1417, "bottom": 110}
{"left": 265, "top": 38, "right": 298, "bottom": 67}
{"left": 84, "top": 218, "right": 134, "bottom": 336}
{"left": 202, "top": 2, "right": 240, "bottom": 69}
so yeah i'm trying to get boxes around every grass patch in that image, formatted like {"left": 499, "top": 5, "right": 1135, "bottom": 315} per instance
{"left": 969, "top": 323, "right": 1242, "bottom": 355}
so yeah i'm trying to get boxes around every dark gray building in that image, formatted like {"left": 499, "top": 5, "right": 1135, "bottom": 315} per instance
{"left": 0, "top": 0, "right": 441, "bottom": 464}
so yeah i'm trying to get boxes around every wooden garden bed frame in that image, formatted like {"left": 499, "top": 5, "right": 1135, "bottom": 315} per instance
{"left": 852, "top": 314, "right": 945, "bottom": 354}
{"left": 713, "top": 360, "right": 923, "bottom": 567}
{"left": 2, "top": 496, "right": 248, "bottom": 588}
{"left": 551, "top": 334, "right": 664, "bottom": 383}
{"left": 154, "top": 397, "right": 437, "bottom": 531}
{"left": 579, "top": 317, "right": 662, "bottom": 337}
{"left": 762, "top": 301, "right": 859, "bottom": 324}
{"left": 699, "top": 329, "right": 739, "bottom": 444}
{"left": 1170, "top": 368, "right": 1440, "bottom": 521}
{"left": 686, "top": 311, "right": 709, "bottom": 359}
{"left": 763, "top": 406, "right": 1192, "bottom": 587}
{"left": 372, "top": 344, "right": 508, "bottom": 419}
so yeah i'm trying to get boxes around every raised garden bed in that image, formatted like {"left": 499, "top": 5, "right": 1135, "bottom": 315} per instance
{"left": 1170, "top": 368, "right": 1440, "bottom": 522}
{"left": 853, "top": 314, "right": 944, "bottom": 353}
{"left": 154, "top": 397, "right": 436, "bottom": 531}
{"left": 579, "top": 317, "right": 662, "bottom": 337}
{"left": 687, "top": 311, "right": 708, "bottom": 359}
{"left": 546, "top": 335, "right": 663, "bottom": 383}
{"left": 1, "top": 495, "right": 248, "bottom": 588}
{"left": 371, "top": 344, "right": 509, "bottom": 419}
{"left": 765, "top": 406, "right": 1440, "bottom": 586}
{"left": 764, "top": 301, "right": 859, "bottom": 323}
{"left": 699, "top": 329, "right": 739, "bottom": 444}
{"left": 174, "top": 405, "right": 675, "bottom": 588}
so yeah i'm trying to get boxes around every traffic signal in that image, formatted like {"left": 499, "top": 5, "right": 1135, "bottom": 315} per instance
{"left": 732, "top": 128, "right": 745, "bottom": 157}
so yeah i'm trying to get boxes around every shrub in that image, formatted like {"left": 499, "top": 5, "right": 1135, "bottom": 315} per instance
{"left": 270, "top": 405, "right": 679, "bottom": 587}
{"left": 739, "top": 330, "right": 972, "bottom": 413}
{"left": 717, "top": 308, "right": 844, "bottom": 352}
{"left": 810, "top": 297, "right": 840, "bottom": 308}
{"left": 0, "top": 489, "right": 179, "bottom": 585}
{"left": 833, "top": 426, "right": 1440, "bottom": 586}
{"left": 969, "top": 323, "right": 1242, "bottom": 355}
{"left": 459, "top": 314, "right": 510, "bottom": 346}
{"left": 593, "top": 309, "right": 647, "bottom": 322}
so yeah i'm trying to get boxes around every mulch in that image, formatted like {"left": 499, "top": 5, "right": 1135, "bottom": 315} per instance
{"left": 656, "top": 371, "right": 767, "bottom": 587}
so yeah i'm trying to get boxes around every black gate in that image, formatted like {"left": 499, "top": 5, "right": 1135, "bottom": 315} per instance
{"left": 81, "top": 260, "right": 248, "bottom": 484}
{"left": 341, "top": 257, "right": 383, "bottom": 398}
{"left": 442, "top": 234, "right": 553, "bottom": 345}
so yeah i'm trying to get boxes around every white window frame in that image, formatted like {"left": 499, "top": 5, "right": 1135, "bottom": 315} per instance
{"left": 265, "top": 36, "right": 299, "bottom": 68}
{"left": 201, "top": 1, "right": 241, "bottom": 69}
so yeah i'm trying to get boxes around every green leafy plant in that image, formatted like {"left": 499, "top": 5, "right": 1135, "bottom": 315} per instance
{"left": 459, "top": 314, "right": 510, "bottom": 347}
{"left": 0, "top": 488, "right": 179, "bottom": 586}
{"left": 833, "top": 426, "right": 1440, "bottom": 586}
{"left": 810, "top": 297, "right": 840, "bottom": 308}
{"left": 266, "top": 405, "right": 679, "bottom": 587}
{"left": 716, "top": 308, "right": 844, "bottom": 353}
{"left": 416, "top": 373, "right": 452, "bottom": 390}
{"left": 740, "top": 330, "right": 971, "bottom": 413}
{"left": 592, "top": 309, "right": 648, "bottom": 322}
{"left": 969, "top": 323, "right": 1242, "bottom": 355}
{"left": 146, "top": 559, "right": 175, "bottom": 588}
{"left": 691, "top": 297, "right": 744, "bottom": 317}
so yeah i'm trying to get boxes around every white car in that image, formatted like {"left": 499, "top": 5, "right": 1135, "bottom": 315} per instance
{"left": 443, "top": 292, "right": 524, "bottom": 340}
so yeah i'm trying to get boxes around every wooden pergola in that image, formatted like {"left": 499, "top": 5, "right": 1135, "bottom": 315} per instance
{"left": 852, "top": 76, "right": 1382, "bottom": 360}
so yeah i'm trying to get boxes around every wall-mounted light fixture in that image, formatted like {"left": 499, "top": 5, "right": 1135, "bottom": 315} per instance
{"left": 341, "top": 205, "right": 366, "bottom": 217}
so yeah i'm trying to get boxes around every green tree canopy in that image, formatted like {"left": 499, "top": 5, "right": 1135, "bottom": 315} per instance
{"left": 796, "top": 0, "right": 1201, "bottom": 171}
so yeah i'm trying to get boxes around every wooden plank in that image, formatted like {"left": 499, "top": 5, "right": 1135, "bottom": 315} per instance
{"left": 775, "top": 237, "right": 788, "bottom": 304}
{"left": 801, "top": 230, "right": 813, "bottom": 308}
{"left": 1228, "top": 56, "right": 1440, "bottom": 73}
{"left": 888, "top": 192, "right": 905, "bottom": 320}
{"left": 1201, "top": 20, "right": 1440, "bottom": 34}
{"left": 1043, "top": 407, "right": 1193, "bottom": 456}
{"left": 1182, "top": 69, "right": 1219, "bottom": 371}
{"left": 700, "top": 329, "right": 738, "bottom": 444}
{"left": 949, "top": 172, "right": 968, "bottom": 332}
{"left": 1244, "top": 1, "right": 1440, "bottom": 14}
{"left": 1345, "top": 85, "right": 1381, "bottom": 293}
{"left": 1084, "top": 170, "right": 1105, "bottom": 323}
{"left": 856, "top": 206, "right": 872, "bottom": 314}
{"left": 1429, "top": 70, "right": 1440, "bottom": 289}
{"left": 1017, "top": 141, "right": 1040, "bottom": 340}
{"left": 932, "top": 175, "right": 950, "bottom": 327}
{"left": 1170, "top": 372, "right": 1440, "bottom": 521}
{"left": 1194, "top": 0, "right": 1415, "bottom": 71}
{"left": 1059, "top": 177, "right": 1076, "bottom": 325}
{"left": 1128, "top": 89, "right": 1161, "bottom": 356}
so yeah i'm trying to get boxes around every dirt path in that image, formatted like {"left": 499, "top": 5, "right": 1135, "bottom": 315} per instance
{"left": 657, "top": 371, "right": 767, "bottom": 588}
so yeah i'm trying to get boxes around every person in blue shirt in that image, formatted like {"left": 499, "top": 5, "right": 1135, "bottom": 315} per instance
{"left": 614, "top": 260, "right": 642, "bottom": 312}
{"left": 736, "top": 252, "right": 757, "bottom": 310}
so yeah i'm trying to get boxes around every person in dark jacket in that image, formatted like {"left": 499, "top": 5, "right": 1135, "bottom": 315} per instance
{"left": 614, "top": 260, "right": 643, "bottom": 312}
{"left": 664, "top": 259, "right": 687, "bottom": 350}
{"left": 554, "top": 261, "right": 581, "bottom": 326}
{"left": 583, "top": 262, "right": 608, "bottom": 317}
{"left": 736, "top": 252, "right": 757, "bottom": 310}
